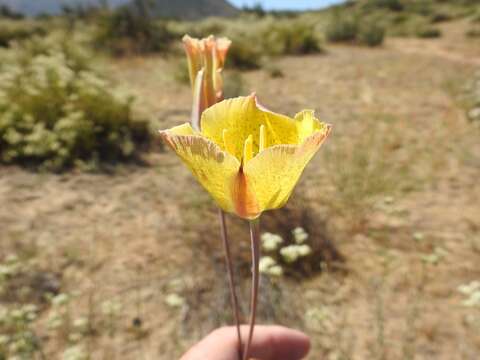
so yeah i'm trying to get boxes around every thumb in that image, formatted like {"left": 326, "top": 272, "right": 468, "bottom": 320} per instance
{"left": 181, "top": 325, "right": 310, "bottom": 360}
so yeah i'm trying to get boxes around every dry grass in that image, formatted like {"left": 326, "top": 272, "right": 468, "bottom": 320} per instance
{"left": 1, "top": 19, "right": 480, "bottom": 359}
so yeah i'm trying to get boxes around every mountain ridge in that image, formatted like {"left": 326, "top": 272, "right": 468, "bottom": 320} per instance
{"left": 0, "top": 0, "right": 238, "bottom": 19}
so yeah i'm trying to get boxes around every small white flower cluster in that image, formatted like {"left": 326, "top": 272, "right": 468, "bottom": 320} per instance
{"left": 165, "top": 293, "right": 186, "bottom": 308}
{"left": 261, "top": 232, "right": 283, "bottom": 251}
{"left": 0, "top": 254, "right": 21, "bottom": 280}
{"left": 280, "top": 244, "right": 312, "bottom": 263}
{"left": 259, "top": 227, "right": 313, "bottom": 276}
{"left": 0, "top": 303, "right": 38, "bottom": 358}
{"left": 259, "top": 256, "right": 283, "bottom": 277}
{"left": 292, "top": 227, "right": 309, "bottom": 244}
{"left": 458, "top": 281, "right": 480, "bottom": 307}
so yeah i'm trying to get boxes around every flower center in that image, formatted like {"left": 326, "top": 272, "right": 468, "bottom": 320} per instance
{"left": 222, "top": 124, "right": 267, "bottom": 163}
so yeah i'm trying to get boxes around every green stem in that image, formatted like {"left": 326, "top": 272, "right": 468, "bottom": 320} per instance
{"left": 243, "top": 218, "right": 261, "bottom": 360}
{"left": 219, "top": 209, "right": 243, "bottom": 360}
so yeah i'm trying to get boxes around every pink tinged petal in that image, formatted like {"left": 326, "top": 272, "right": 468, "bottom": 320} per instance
{"left": 201, "top": 36, "right": 218, "bottom": 109}
{"left": 215, "top": 37, "right": 232, "bottom": 69}
{"left": 182, "top": 35, "right": 202, "bottom": 90}
{"left": 191, "top": 69, "right": 205, "bottom": 131}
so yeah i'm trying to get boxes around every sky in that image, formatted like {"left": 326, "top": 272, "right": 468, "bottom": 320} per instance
{"left": 229, "top": 0, "right": 346, "bottom": 11}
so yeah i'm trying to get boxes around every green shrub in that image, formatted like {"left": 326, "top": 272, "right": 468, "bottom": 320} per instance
{"left": 367, "top": 0, "right": 404, "bottom": 11}
{"left": 325, "top": 14, "right": 359, "bottom": 43}
{"left": 266, "top": 65, "right": 284, "bottom": 78}
{"left": 0, "top": 21, "right": 46, "bottom": 48}
{"left": 263, "top": 20, "right": 323, "bottom": 55}
{"left": 95, "top": 6, "right": 174, "bottom": 55}
{"left": 407, "top": 1, "right": 434, "bottom": 16}
{"left": 0, "top": 34, "right": 150, "bottom": 170}
{"left": 430, "top": 11, "right": 453, "bottom": 23}
{"left": 223, "top": 71, "right": 245, "bottom": 98}
{"left": 416, "top": 26, "right": 442, "bottom": 38}
{"left": 466, "top": 28, "right": 480, "bottom": 38}
{"left": 392, "top": 13, "right": 409, "bottom": 24}
{"left": 359, "top": 22, "right": 385, "bottom": 47}
{"left": 472, "top": 11, "right": 480, "bottom": 23}
{"left": 0, "top": 5, "right": 24, "bottom": 19}
{"left": 173, "top": 58, "right": 190, "bottom": 85}
{"left": 227, "top": 33, "right": 263, "bottom": 70}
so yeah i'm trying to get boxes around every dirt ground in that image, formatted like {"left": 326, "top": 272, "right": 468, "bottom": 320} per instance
{"left": 1, "top": 21, "right": 480, "bottom": 359}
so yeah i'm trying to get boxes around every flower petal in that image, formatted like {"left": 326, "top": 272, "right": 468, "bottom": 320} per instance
{"left": 160, "top": 126, "right": 241, "bottom": 213}
{"left": 182, "top": 35, "right": 202, "bottom": 90}
{"left": 243, "top": 124, "right": 332, "bottom": 213}
{"left": 201, "top": 95, "right": 298, "bottom": 160}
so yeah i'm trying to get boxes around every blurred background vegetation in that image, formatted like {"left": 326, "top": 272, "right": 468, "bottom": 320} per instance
{"left": 1, "top": 0, "right": 480, "bottom": 359}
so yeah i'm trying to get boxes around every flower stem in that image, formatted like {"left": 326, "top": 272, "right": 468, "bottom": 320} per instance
{"left": 243, "top": 218, "right": 261, "bottom": 360}
{"left": 219, "top": 209, "right": 243, "bottom": 360}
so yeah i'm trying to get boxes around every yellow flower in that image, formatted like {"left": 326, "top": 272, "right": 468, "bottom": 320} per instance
{"left": 183, "top": 35, "right": 231, "bottom": 129}
{"left": 160, "top": 95, "right": 331, "bottom": 219}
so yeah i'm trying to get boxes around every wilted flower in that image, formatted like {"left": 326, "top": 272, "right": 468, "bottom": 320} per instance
{"left": 183, "top": 35, "right": 231, "bottom": 129}
{"left": 160, "top": 94, "right": 331, "bottom": 219}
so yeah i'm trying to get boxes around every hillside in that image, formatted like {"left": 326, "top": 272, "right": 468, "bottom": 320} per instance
{"left": 0, "top": 0, "right": 238, "bottom": 18}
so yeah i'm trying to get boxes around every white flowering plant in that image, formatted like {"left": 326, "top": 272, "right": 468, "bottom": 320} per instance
{"left": 259, "top": 226, "right": 316, "bottom": 277}
{"left": 0, "top": 33, "right": 150, "bottom": 170}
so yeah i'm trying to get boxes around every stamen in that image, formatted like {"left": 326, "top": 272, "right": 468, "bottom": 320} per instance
{"left": 259, "top": 125, "right": 266, "bottom": 153}
{"left": 243, "top": 135, "right": 253, "bottom": 163}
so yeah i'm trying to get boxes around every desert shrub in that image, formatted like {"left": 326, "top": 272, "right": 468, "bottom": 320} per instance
{"left": 194, "top": 18, "right": 227, "bottom": 38}
{"left": 392, "top": 13, "right": 409, "bottom": 24}
{"left": 325, "top": 13, "right": 359, "bottom": 43}
{"left": 242, "top": 2, "right": 267, "bottom": 17}
{"left": 95, "top": 6, "right": 174, "bottom": 55}
{"left": 359, "top": 22, "right": 385, "bottom": 47}
{"left": 366, "top": 0, "right": 404, "bottom": 11}
{"left": 416, "top": 26, "right": 442, "bottom": 38}
{"left": 0, "top": 21, "right": 46, "bottom": 47}
{"left": 173, "top": 58, "right": 190, "bottom": 85}
{"left": 466, "top": 28, "right": 480, "bottom": 38}
{"left": 227, "top": 33, "right": 263, "bottom": 70}
{"left": 171, "top": 18, "right": 228, "bottom": 39}
{"left": 0, "top": 5, "right": 24, "bottom": 19}
{"left": 223, "top": 71, "right": 245, "bottom": 98}
{"left": 406, "top": 1, "right": 434, "bottom": 16}
{"left": 263, "top": 20, "right": 323, "bottom": 55}
{"left": 430, "top": 11, "right": 453, "bottom": 23}
{"left": 0, "top": 34, "right": 150, "bottom": 170}
{"left": 265, "top": 64, "right": 284, "bottom": 78}
{"left": 472, "top": 11, "right": 480, "bottom": 23}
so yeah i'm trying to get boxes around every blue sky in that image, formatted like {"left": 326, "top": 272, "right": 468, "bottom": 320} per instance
{"left": 229, "top": 0, "right": 346, "bottom": 11}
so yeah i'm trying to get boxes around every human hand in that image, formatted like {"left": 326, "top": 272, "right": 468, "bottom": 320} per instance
{"left": 180, "top": 325, "right": 310, "bottom": 360}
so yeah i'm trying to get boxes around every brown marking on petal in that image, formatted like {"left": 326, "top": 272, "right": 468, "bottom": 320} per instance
{"left": 159, "top": 132, "right": 176, "bottom": 151}
{"left": 297, "top": 125, "right": 332, "bottom": 156}
{"left": 232, "top": 166, "right": 260, "bottom": 219}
